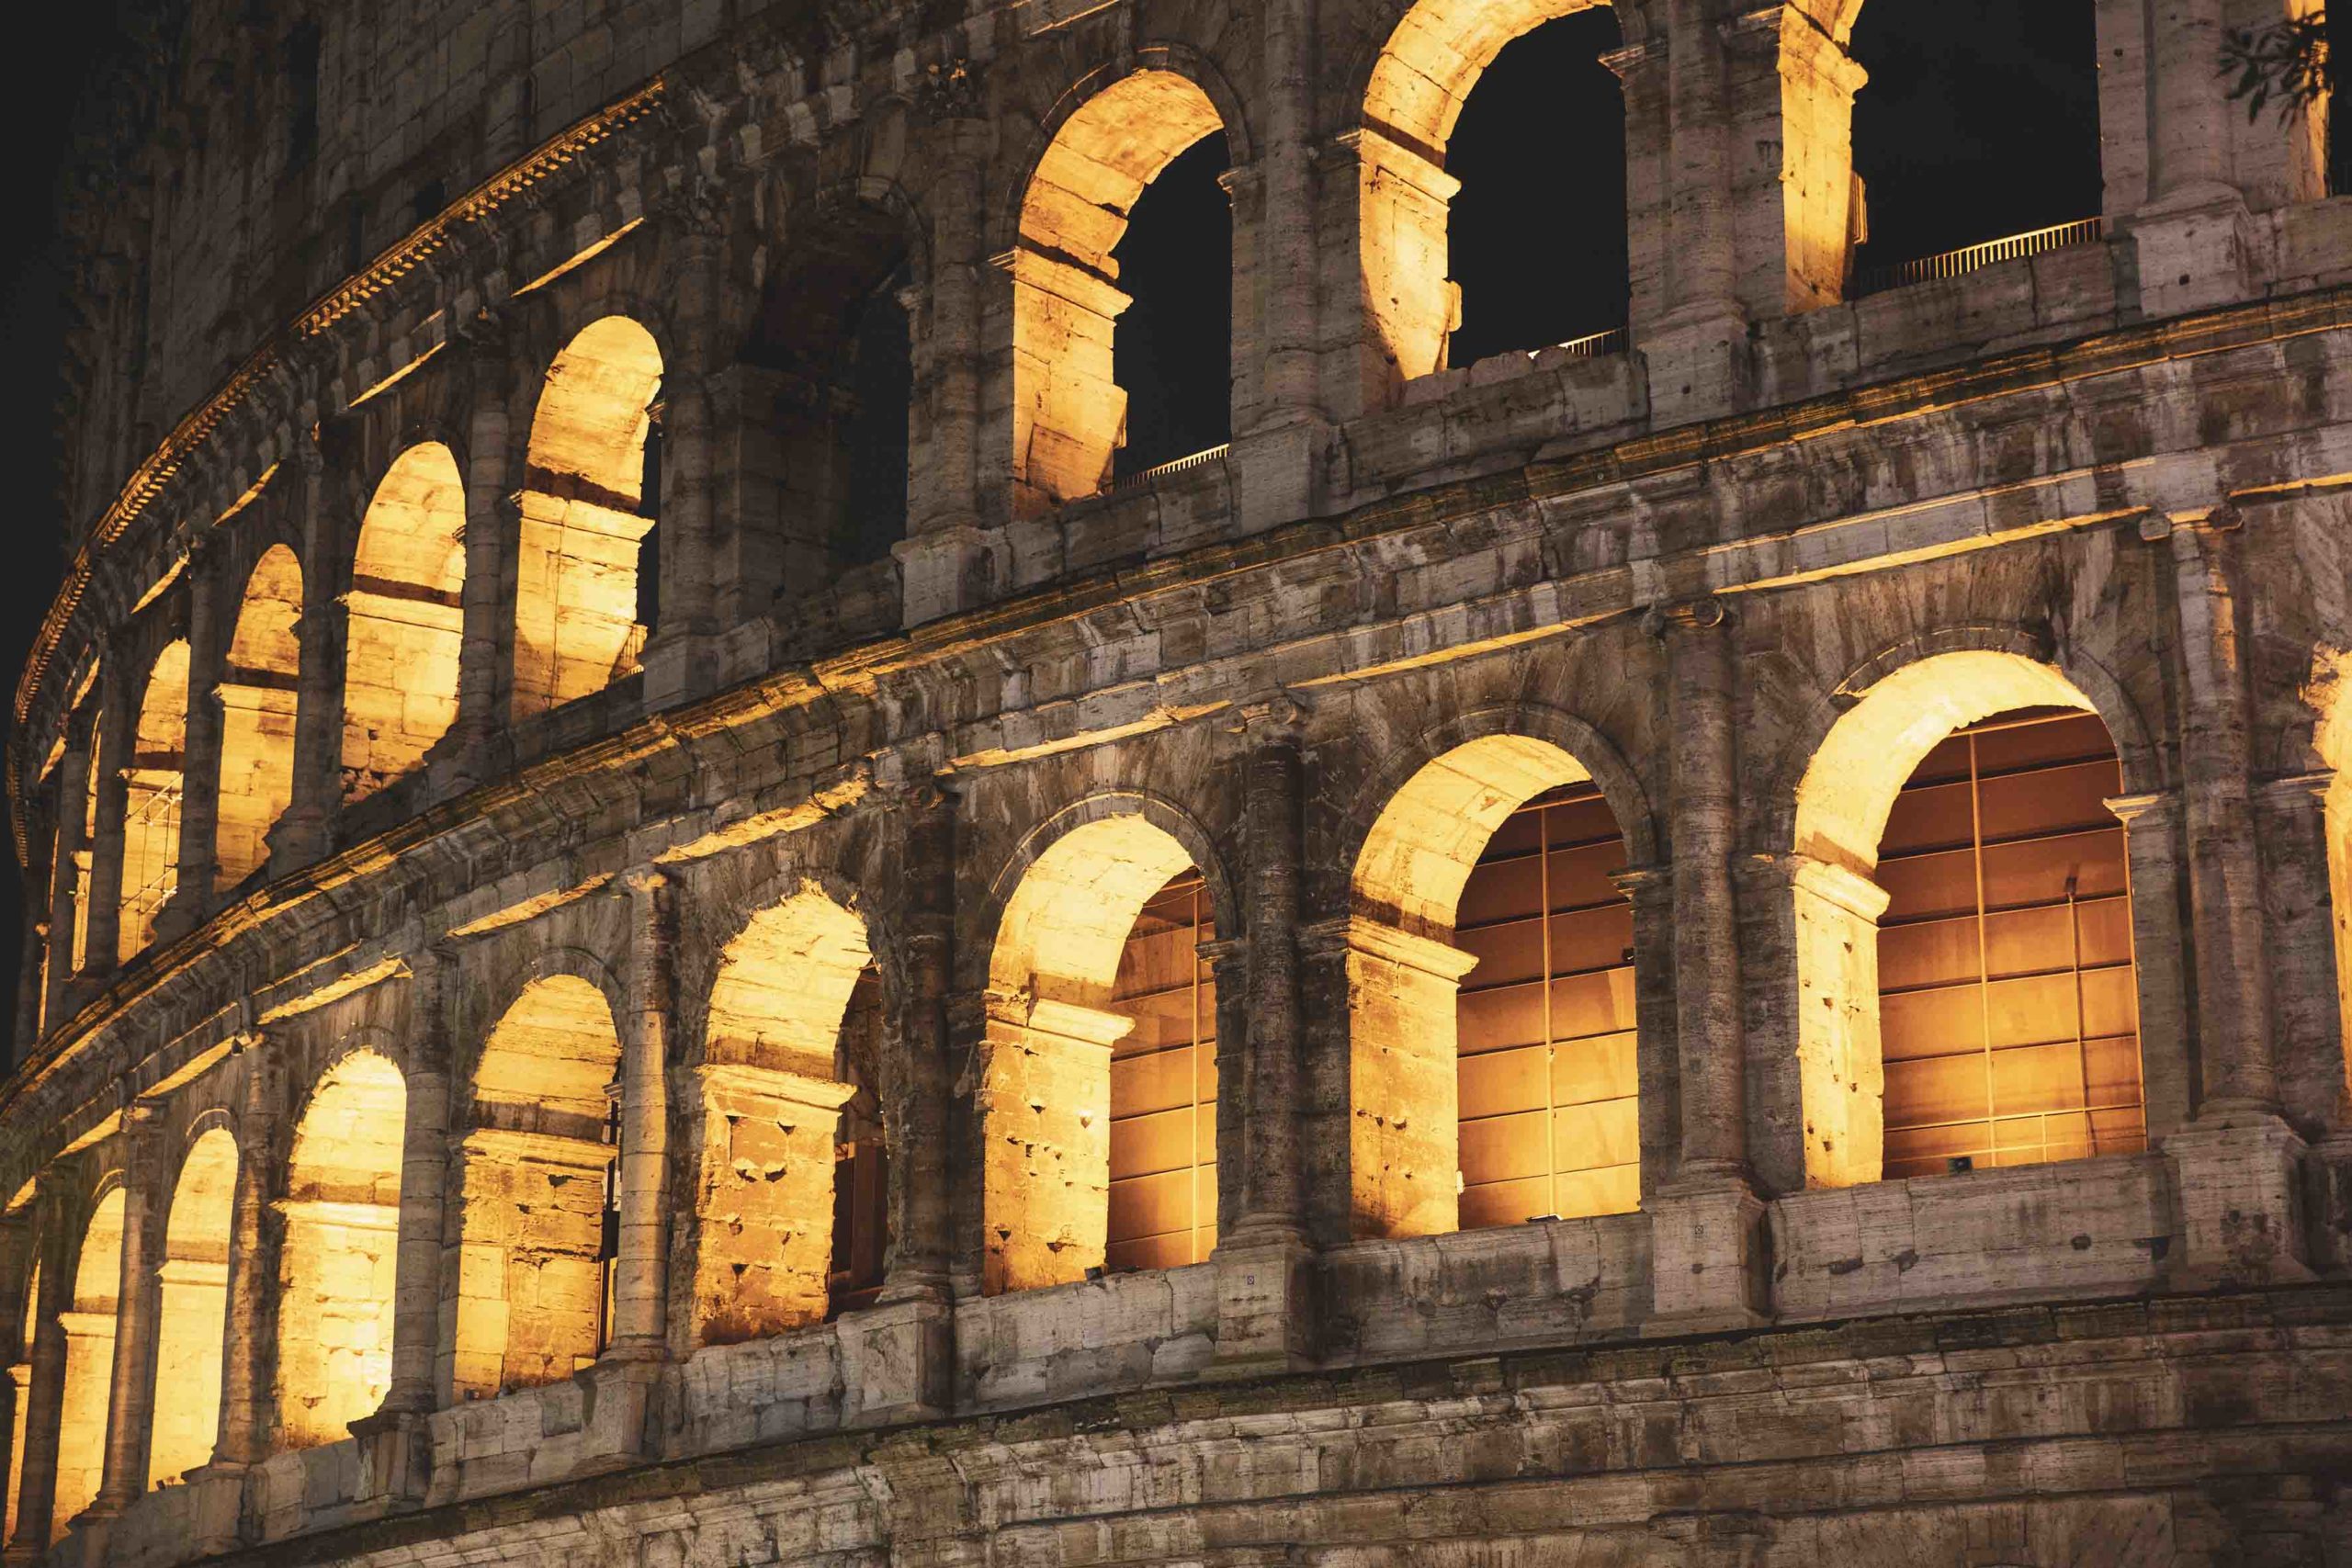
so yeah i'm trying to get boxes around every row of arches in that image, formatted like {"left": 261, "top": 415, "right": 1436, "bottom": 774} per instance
{"left": 6, "top": 646, "right": 2167, "bottom": 1542}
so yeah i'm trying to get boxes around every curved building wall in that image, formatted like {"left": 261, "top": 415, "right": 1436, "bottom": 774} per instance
{"left": 6, "top": 1, "right": 2352, "bottom": 1564}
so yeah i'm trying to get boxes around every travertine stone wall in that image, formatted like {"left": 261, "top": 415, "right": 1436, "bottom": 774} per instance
{"left": 7, "top": 0, "right": 2352, "bottom": 1564}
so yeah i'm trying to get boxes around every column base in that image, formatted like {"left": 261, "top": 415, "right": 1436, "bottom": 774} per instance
{"left": 571, "top": 1355, "right": 664, "bottom": 1472}
{"left": 349, "top": 1406, "right": 435, "bottom": 1506}
{"left": 1635, "top": 302, "right": 1753, "bottom": 429}
{"left": 894, "top": 525, "right": 1003, "bottom": 628}
{"left": 839, "top": 1297, "right": 954, "bottom": 1426}
{"left": 2303, "top": 1130, "right": 2352, "bottom": 1275}
{"left": 1228, "top": 415, "right": 1333, "bottom": 537}
{"left": 639, "top": 626, "right": 720, "bottom": 713}
{"left": 1206, "top": 1232, "right": 1318, "bottom": 1377}
{"left": 2164, "top": 1115, "right": 2314, "bottom": 1290}
{"left": 2130, "top": 186, "right": 2262, "bottom": 320}
{"left": 179, "top": 1461, "right": 255, "bottom": 1556}
{"left": 1648, "top": 1179, "right": 1771, "bottom": 1330}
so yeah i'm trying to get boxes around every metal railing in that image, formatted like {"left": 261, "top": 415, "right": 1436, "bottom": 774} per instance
{"left": 1851, "top": 216, "right": 2107, "bottom": 299}
{"left": 119, "top": 780, "right": 183, "bottom": 951}
{"left": 1543, "top": 325, "right": 1628, "bottom": 360}
{"left": 1111, "top": 442, "right": 1232, "bottom": 493}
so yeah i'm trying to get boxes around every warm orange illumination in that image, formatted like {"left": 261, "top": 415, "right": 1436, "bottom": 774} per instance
{"left": 276, "top": 1050, "right": 402, "bottom": 1450}
{"left": 1360, "top": 0, "right": 1610, "bottom": 382}
{"left": 455, "top": 976, "right": 619, "bottom": 1397}
{"left": 345, "top": 445, "right": 466, "bottom": 801}
{"left": 119, "top": 642, "right": 191, "bottom": 962}
{"left": 1351, "top": 735, "right": 1634, "bottom": 1236}
{"left": 52, "top": 1190, "right": 122, "bottom": 1537}
{"left": 1876, "top": 711, "right": 2144, "bottom": 1175}
{"left": 5, "top": 1260, "right": 36, "bottom": 1544}
{"left": 693, "top": 889, "right": 873, "bottom": 1343}
{"left": 215, "top": 547, "right": 302, "bottom": 888}
{"left": 1010, "top": 72, "right": 1224, "bottom": 512}
{"left": 984, "top": 816, "right": 1203, "bottom": 1292}
{"left": 1106, "top": 874, "right": 1217, "bottom": 1271}
{"left": 1792, "top": 651, "right": 2121, "bottom": 1188}
{"left": 514, "top": 317, "right": 661, "bottom": 719}
{"left": 148, "top": 1129, "right": 235, "bottom": 1486}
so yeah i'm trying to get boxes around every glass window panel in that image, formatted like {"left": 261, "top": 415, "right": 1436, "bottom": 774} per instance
{"left": 1107, "top": 873, "right": 1215, "bottom": 1268}
{"left": 1459, "top": 1043, "right": 1549, "bottom": 1122}
{"left": 1459, "top": 1108, "right": 1550, "bottom": 1185}
{"left": 1552, "top": 1032, "right": 1637, "bottom": 1108}
{"left": 1458, "top": 985, "right": 1544, "bottom": 1055}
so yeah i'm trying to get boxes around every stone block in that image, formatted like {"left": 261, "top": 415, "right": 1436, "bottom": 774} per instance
{"left": 2165, "top": 1117, "right": 2313, "bottom": 1289}
{"left": 1205, "top": 1235, "right": 1316, "bottom": 1376}
{"left": 838, "top": 1298, "right": 952, "bottom": 1426}
{"left": 1649, "top": 1181, "right": 1770, "bottom": 1329}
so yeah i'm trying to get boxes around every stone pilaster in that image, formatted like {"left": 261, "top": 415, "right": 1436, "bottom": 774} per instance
{"left": 156, "top": 538, "right": 225, "bottom": 942}
{"left": 897, "top": 109, "right": 997, "bottom": 626}
{"left": 6, "top": 1207, "right": 67, "bottom": 1563}
{"left": 880, "top": 782, "right": 956, "bottom": 1308}
{"left": 270, "top": 437, "right": 345, "bottom": 871}
{"left": 43, "top": 710, "right": 95, "bottom": 1027}
{"left": 613, "top": 869, "right": 673, "bottom": 1362}
{"left": 212, "top": 1040, "right": 281, "bottom": 1472}
{"left": 90, "top": 1105, "right": 163, "bottom": 1517}
{"left": 1640, "top": 0, "right": 1753, "bottom": 425}
{"left": 78, "top": 660, "right": 135, "bottom": 985}
{"left": 2158, "top": 509, "right": 2311, "bottom": 1286}
{"left": 639, "top": 191, "right": 725, "bottom": 711}
{"left": 444, "top": 314, "right": 516, "bottom": 789}
{"left": 1651, "top": 597, "right": 1767, "bottom": 1326}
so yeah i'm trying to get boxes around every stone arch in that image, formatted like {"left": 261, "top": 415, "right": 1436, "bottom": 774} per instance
{"left": 215, "top": 545, "right": 302, "bottom": 889}
{"left": 119, "top": 639, "right": 191, "bottom": 963}
{"left": 451, "top": 975, "right": 622, "bottom": 1399}
{"left": 147, "top": 1127, "right": 235, "bottom": 1487}
{"left": 1788, "top": 648, "right": 2150, "bottom": 1188}
{"left": 51, "top": 1184, "right": 122, "bottom": 1535}
{"left": 1008, "top": 65, "right": 1236, "bottom": 513}
{"left": 683, "top": 885, "right": 877, "bottom": 1345}
{"left": 5, "top": 1246, "right": 38, "bottom": 1544}
{"left": 2307, "top": 648, "right": 2352, "bottom": 1126}
{"left": 1357, "top": 0, "right": 1627, "bottom": 385}
{"left": 1346, "top": 723, "right": 1647, "bottom": 1238}
{"left": 65, "top": 681, "right": 102, "bottom": 976}
{"left": 981, "top": 801, "right": 1228, "bottom": 1292}
{"left": 514, "top": 316, "right": 663, "bottom": 719}
{"left": 276, "top": 1047, "right": 403, "bottom": 1451}
{"left": 343, "top": 443, "right": 466, "bottom": 802}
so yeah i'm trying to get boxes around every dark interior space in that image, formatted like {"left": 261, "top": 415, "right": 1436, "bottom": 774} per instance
{"left": 1111, "top": 135, "right": 1233, "bottom": 479}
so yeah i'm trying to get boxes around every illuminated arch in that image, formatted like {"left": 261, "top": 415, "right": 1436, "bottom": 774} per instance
{"left": 1790, "top": 650, "right": 2143, "bottom": 1187}
{"left": 147, "top": 1129, "right": 235, "bottom": 1486}
{"left": 982, "top": 811, "right": 1213, "bottom": 1292}
{"left": 685, "top": 887, "right": 879, "bottom": 1344}
{"left": 1009, "top": 69, "right": 1228, "bottom": 512}
{"left": 276, "top": 1050, "right": 403, "bottom": 1450}
{"left": 515, "top": 317, "right": 663, "bottom": 719}
{"left": 5, "top": 1254, "right": 37, "bottom": 1543}
{"left": 51, "top": 1188, "right": 122, "bottom": 1535}
{"left": 119, "top": 641, "right": 191, "bottom": 963}
{"left": 1358, "top": 0, "right": 1623, "bottom": 385}
{"left": 215, "top": 547, "right": 302, "bottom": 888}
{"left": 1349, "top": 732, "right": 1640, "bottom": 1237}
{"left": 452, "top": 976, "right": 622, "bottom": 1397}
{"left": 344, "top": 444, "right": 466, "bottom": 801}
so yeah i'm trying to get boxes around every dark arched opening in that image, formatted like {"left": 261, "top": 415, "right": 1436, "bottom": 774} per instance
{"left": 1109, "top": 137, "right": 1233, "bottom": 480}
{"left": 1443, "top": 8, "right": 1628, "bottom": 367}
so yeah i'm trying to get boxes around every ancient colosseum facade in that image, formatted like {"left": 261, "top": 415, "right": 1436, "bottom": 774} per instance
{"left": 6, "top": 0, "right": 2352, "bottom": 1562}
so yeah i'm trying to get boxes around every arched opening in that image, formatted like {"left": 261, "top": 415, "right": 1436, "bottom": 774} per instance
{"left": 69, "top": 697, "right": 99, "bottom": 975}
{"left": 5, "top": 1258, "right": 37, "bottom": 1544}
{"left": 983, "top": 816, "right": 1214, "bottom": 1292}
{"left": 695, "top": 889, "right": 879, "bottom": 1341}
{"left": 741, "top": 208, "right": 914, "bottom": 583}
{"left": 51, "top": 1190, "right": 121, "bottom": 1536}
{"left": 1107, "top": 139, "right": 1231, "bottom": 479}
{"left": 1010, "top": 71, "right": 1228, "bottom": 512}
{"left": 119, "top": 641, "right": 190, "bottom": 963}
{"left": 147, "top": 1130, "right": 235, "bottom": 1487}
{"left": 1436, "top": 8, "right": 1629, "bottom": 368}
{"left": 515, "top": 317, "right": 662, "bottom": 719}
{"left": 453, "top": 976, "right": 621, "bottom": 1398}
{"left": 277, "top": 1050, "right": 402, "bottom": 1450}
{"left": 1792, "top": 651, "right": 2145, "bottom": 1186}
{"left": 215, "top": 547, "right": 302, "bottom": 889}
{"left": 344, "top": 444, "right": 466, "bottom": 801}
{"left": 1847, "top": 0, "right": 2101, "bottom": 291}
{"left": 1351, "top": 735, "right": 1639, "bottom": 1237}
{"left": 1361, "top": 0, "right": 1627, "bottom": 386}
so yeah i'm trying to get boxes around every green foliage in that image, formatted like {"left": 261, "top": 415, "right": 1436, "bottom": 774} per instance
{"left": 2222, "top": 12, "right": 2332, "bottom": 123}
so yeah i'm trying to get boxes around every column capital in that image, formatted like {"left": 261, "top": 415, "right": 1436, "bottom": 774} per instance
{"left": 1644, "top": 595, "right": 1733, "bottom": 637}
{"left": 1228, "top": 693, "right": 1306, "bottom": 742}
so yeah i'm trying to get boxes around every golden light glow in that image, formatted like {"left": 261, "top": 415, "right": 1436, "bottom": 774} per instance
{"left": 148, "top": 1129, "right": 235, "bottom": 1487}
{"left": 52, "top": 1190, "right": 122, "bottom": 1537}
{"left": 345, "top": 445, "right": 466, "bottom": 803}
{"left": 119, "top": 642, "right": 192, "bottom": 962}
{"left": 216, "top": 547, "right": 302, "bottom": 889}
{"left": 514, "top": 317, "right": 661, "bottom": 719}
{"left": 276, "top": 1049, "right": 402, "bottom": 1451}
{"left": 1010, "top": 71, "right": 1224, "bottom": 511}
{"left": 456, "top": 977, "right": 619, "bottom": 1397}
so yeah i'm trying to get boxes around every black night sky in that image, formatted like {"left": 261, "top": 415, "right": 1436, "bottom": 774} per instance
{"left": 0, "top": 2, "right": 2267, "bottom": 1040}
